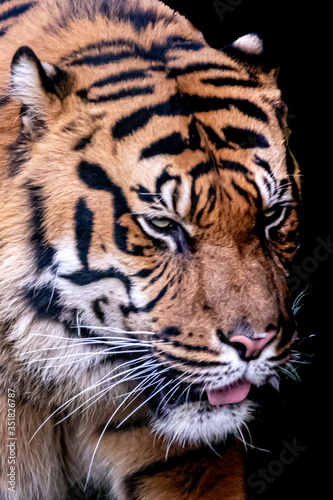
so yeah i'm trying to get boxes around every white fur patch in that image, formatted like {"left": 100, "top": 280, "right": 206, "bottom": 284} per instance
{"left": 152, "top": 400, "right": 254, "bottom": 447}
{"left": 232, "top": 34, "right": 263, "bottom": 55}
{"left": 53, "top": 238, "right": 81, "bottom": 274}
{"left": 11, "top": 57, "right": 44, "bottom": 107}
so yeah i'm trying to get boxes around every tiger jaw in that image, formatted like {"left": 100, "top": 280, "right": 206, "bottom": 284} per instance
{"left": 152, "top": 397, "right": 254, "bottom": 447}
{"left": 150, "top": 376, "right": 262, "bottom": 446}
{"left": 143, "top": 345, "right": 286, "bottom": 446}
{"left": 58, "top": 322, "right": 285, "bottom": 445}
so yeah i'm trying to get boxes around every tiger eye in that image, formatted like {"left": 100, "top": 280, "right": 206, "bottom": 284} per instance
{"left": 263, "top": 209, "right": 277, "bottom": 218}
{"left": 149, "top": 218, "right": 173, "bottom": 229}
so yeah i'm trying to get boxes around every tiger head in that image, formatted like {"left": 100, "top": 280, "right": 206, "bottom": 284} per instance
{"left": 0, "top": 2, "right": 300, "bottom": 450}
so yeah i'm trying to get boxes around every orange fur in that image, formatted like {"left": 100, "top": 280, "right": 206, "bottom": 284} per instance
{"left": 0, "top": 1, "right": 300, "bottom": 498}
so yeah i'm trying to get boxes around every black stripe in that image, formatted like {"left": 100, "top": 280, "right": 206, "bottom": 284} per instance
{"left": 132, "top": 185, "right": 158, "bottom": 205}
{"left": 123, "top": 8, "right": 171, "bottom": 32}
{"left": 277, "top": 178, "right": 289, "bottom": 198}
{"left": 78, "top": 161, "right": 131, "bottom": 244}
{"left": 26, "top": 185, "right": 55, "bottom": 270}
{"left": 140, "top": 132, "right": 188, "bottom": 159}
{"left": 112, "top": 93, "right": 190, "bottom": 139}
{"left": 80, "top": 85, "right": 155, "bottom": 104}
{"left": 219, "top": 160, "right": 249, "bottom": 176}
{"left": 121, "top": 283, "right": 169, "bottom": 316}
{"left": 91, "top": 69, "right": 147, "bottom": 88}
{"left": 0, "top": 26, "right": 7, "bottom": 36}
{"left": 150, "top": 262, "right": 169, "bottom": 284}
{"left": 75, "top": 198, "right": 94, "bottom": 269}
{"left": 188, "top": 116, "right": 202, "bottom": 149}
{"left": 70, "top": 50, "right": 141, "bottom": 67}
{"left": 201, "top": 77, "right": 257, "bottom": 87}
{"left": 158, "top": 351, "right": 226, "bottom": 368}
{"left": 124, "top": 440, "right": 234, "bottom": 500}
{"left": 25, "top": 284, "right": 62, "bottom": 321}
{"left": 253, "top": 155, "right": 272, "bottom": 174}
{"left": 155, "top": 168, "right": 181, "bottom": 197}
{"left": 70, "top": 40, "right": 169, "bottom": 67}
{"left": 60, "top": 266, "right": 131, "bottom": 292}
{"left": 220, "top": 163, "right": 261, "bottom": 206}
{"left": 74, "top": 134, "right": 93, "bottom": 151}
{"left": 171, "top": 341, "right": 218, "bottom": 355}
{"left": 207, "top": 185, "right": 217, "bottom": 213}
{"left": 190, "top": 161, "right": 212, "bottom": 180}
{"left": 167, "top": 62, "right": 235, "bottom": 78}
{"left": 141, "top": 117, "right": 204, "bottom": 160}
{"left": 64, "top": 35, "right": 200, "bottom": 68}
{"left": 138, "top": 283, "right": 169, "bottom": 312}
{"left": 112, "top": 94, "right": 267, "bottom": 140}
{"left": 76, "top": 161, "right": 144, "bottom": 257}
{"left": 202, "top": 124, "right": 233, "bottom": 150}
{"left": 189, "top": 162, "right": 212, "bottom": 219}
{"left": 231, "top": 179, "right": 251, "bottom": 203}
{"left": 133, "top": 268, "right": 154, "bottom": 278}
{"left": 170, "top": 40, "right": 204, "bottom": 52}
{"left": 78, "top": 160, "right": 115, "bottom": 191}
{"left": 63, "top": 38, "right": 163, "bottom": 65}
{"left": 92, "top": 297, "right": 108, "bottom": 323}
{"left": 0, "top": 2, "right": 34, "bottom": 22}
{"left": 222, "top": 126, "right": 269, "bottom": 149}
{"left": 62, "top": 39, "right": 135, "bottom": 64}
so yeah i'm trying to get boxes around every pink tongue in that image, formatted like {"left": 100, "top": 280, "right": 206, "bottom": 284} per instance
{"left": 206, "top": 379, "right": 251, "bottom": 406}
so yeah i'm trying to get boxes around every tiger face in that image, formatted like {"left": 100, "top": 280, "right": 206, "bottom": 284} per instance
{"left": 1, "top": 12, "right": 300, "bottom": 452}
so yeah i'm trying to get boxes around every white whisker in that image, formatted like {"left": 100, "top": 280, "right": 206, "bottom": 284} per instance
{"left": 74, "top": 325, "right": 156, "bottom": 335}
{"left": 29, "top": 355, "right": 152, "bottom": 441}
{"left": 55, "top": 362, "right": 161, "bottom": 424}
{"left": 115, "top": 377, "right": 176, "bottom": 430}
{"left": 24, "top": 348, "right": 150, "bottom": 364}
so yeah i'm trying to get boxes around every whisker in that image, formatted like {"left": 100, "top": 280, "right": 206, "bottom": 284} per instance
{"left": 84, "top": 367, "right": 163, "bottom": 491}
{"left": 29, "top": 355, "right": 152, "bottom": 441}
{"left": 157, "top": 371, "right": 193, "bottom": 412}
{"left": 279, "top": 366, "right": 301, "bottom": 383}
{"left": 74, "top": 325, "right": 156, "bottom": 335}
{"left": 24, "top": 339, "right": 154, "bottom": 353}
{"left": 30, "top": 333, "right": 158, "bottom": 343}
{"left": 55, "top": 362, "right": 161, "bottom": 424}
{"left": 24, "top": 348, "right": 150, "bottom": 364}
{"left": 205, "top": 438, "right": 222, "bottom": 458}
{"left": 121, "top": 363, "right": 182, "bottom": 415}
{"left": 115, "top": 377, "right": 177, "bottom": 430}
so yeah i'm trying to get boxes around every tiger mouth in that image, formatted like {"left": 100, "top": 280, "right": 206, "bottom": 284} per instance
{"left": 159, "top": 381, "right": 208, "bottom": 408}
{"left": 153, "top": 376, "right": 252, "bottom": 412}
{"left": 65, "top": 325, "right": 255, "bottom": 410}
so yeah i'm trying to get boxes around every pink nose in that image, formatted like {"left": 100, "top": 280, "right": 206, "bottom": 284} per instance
{"left": 230, "top": 331, "right": 276, "bottom": 361}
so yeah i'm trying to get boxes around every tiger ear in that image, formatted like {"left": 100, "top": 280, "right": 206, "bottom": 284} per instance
{"left": 11, "top": 46, "right": 71, "bottom": 139}
{"left": 223, "top": 33, "right": 279, "bottom": 79}
{"left": 230, "top": 33, "right": 264, "bottom": 56}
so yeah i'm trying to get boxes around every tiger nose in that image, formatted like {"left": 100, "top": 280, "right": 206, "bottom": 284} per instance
{"left": 230, "top": 330, "right": 276, "bottom": 361}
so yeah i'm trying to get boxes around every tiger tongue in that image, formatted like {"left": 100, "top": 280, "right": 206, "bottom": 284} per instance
{"left": 206, "top": 378, "right": 251, "bottom": 406}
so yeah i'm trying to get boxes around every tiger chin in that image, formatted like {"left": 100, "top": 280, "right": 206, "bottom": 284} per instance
{"left": 0, "top": 0, "right": 301, "bottom": 499}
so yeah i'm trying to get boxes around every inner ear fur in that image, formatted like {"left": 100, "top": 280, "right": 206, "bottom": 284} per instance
{"left": 10, "top": 45, "right": 71, "bottom": 139}
{"left": 223, "top": 33, "right": 280, "bottom": 85}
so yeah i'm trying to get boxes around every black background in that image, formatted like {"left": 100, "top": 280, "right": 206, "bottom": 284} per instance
{"left": 163, "top": 1, "right": 330, "bottom": 498}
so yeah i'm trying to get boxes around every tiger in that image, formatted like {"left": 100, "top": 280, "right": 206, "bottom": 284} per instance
{"left": 0, "top": 0, "right": 301, "bottom": 499}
